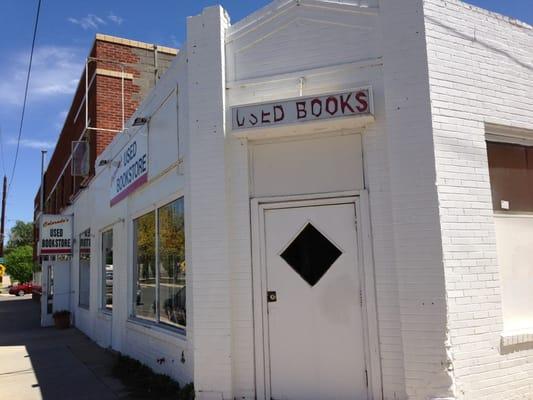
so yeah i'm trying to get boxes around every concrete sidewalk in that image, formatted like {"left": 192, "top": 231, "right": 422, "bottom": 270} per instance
{"left": 0, "top": 296, "right": 131, "bottom": 399}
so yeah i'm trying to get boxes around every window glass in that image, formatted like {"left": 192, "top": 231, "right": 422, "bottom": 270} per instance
{"left": 158, "top": 198, "right": 186, "bottom": 328}
{"left": 102, "top": 230, "right": 113, "bottom": 310}
{"left": 79, "top": 229, "right": 91, "bottom": 308}
{"left": 487, "top": 142, "right": 533, "bottom": 212}
{"left": 133, "top": 211, "right": 156, "bottom": 321}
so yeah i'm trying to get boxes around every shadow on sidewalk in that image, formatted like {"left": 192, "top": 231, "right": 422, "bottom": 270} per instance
{"left": 0, "top": 297, "right": 130, "bottom": 399}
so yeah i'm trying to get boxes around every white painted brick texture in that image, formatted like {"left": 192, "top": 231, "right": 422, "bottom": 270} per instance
{"left": 186, "top": 6, "right": 233, "bottom": 399}
{"left": 424, "top": 0, "right": 533, "bottom": 399}
{"left": 380, "top": 0, "right": 456, "bottom": 399}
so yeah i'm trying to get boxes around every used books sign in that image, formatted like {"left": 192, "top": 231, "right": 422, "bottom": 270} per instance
{"left": 231, "top": 88, "right": 372, "bottom": 131}
{"left": 39, "top": 214, "right": 73, "bottom": 255}
{"left": 110, "top": 134, "right": 148, "bottom": 206}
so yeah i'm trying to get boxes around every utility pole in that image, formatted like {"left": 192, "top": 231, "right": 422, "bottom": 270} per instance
{"left": 40, "top": 150, "right": 46, "bottom": 213}
{"left": 0, "top": 175, "right": 6, "bottom": 257}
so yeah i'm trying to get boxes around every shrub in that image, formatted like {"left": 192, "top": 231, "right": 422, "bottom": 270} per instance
{"left": 112, "top": 353, "right": 194, "bottom": 399}
{"left": 5, "top": 245, "right": 33, "bottom": 283}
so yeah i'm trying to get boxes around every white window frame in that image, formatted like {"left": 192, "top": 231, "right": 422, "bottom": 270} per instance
{"left": 131, "top": 193, "right": 186, "bottom": 335}
{"left": 485, "top": 123, "right": 533, "bottom": 349}
{"left": 101, "top": 228, "right": 114, "bottom": 312}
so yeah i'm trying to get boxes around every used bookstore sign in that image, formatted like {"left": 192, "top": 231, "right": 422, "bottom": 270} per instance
{"left": 39, "top": 214, "right": 73, "bottom": 255}
{"left": 231, "top": 88, "right": 372, "bottom": 131}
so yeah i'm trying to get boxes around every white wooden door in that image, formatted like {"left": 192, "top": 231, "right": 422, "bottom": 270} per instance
{"left": 40, "top": 260, "right": 71, "bottom": 327}
{"left": 264, "top": 202, "right": 367, "bottom": 400}
{"left": 52, "top": 260, "right": 71, "bottom": 312}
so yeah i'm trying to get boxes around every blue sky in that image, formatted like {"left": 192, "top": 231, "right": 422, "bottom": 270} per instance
{"left": 0, "top": 0, "right": 531, "bottom": 239}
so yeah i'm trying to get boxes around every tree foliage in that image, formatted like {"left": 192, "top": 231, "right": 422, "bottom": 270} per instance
{"left": 5, "top": 245, "right": 33, "bottom": 283}
{"left": 6, "top": 220, "right": 34, "bottom": 251}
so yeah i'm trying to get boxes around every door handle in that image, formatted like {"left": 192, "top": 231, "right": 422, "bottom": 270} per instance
{"left": 267, "top": 291, "right": 277, "bottom": 303}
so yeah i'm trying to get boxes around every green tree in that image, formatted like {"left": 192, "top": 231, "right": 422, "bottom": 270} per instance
{"left": 6, "top": 220, "right": 34, "bottom": 251}
{"left": 5, "top": 245, "right": 33, "bottom": 283}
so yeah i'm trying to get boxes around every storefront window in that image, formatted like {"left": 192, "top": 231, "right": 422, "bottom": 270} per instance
{"left": 487, "top": 141, "right": 533, "bottom": 212}
{"left": 158, "top": 198, "right": 186, "bottom": 328}
{"left": 132, "top": 197, "right": 186, "bottom": 331}
{"left": 79, "top": 229, "right": 91, "bottom": 308}
{"left": 134, "top": 211, "right": 156, "bottom": 321}
{"left": 102, "top": 230, "right": 113, "bottom": 311}
{"left": 488, "top": 140, "right": 533, "bottom": 332}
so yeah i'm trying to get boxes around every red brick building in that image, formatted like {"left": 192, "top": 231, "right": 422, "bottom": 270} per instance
{"left": 33, "top": 34, "right": 177, "bottom": 254}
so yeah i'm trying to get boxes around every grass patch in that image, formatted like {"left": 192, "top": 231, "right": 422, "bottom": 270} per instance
{"left": 112, "top": 354, "right": 194, "bottom": 399}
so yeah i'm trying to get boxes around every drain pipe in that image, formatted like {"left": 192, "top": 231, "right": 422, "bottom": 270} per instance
{"left": 154, "top": 45, "right": 159, "bottom": 84}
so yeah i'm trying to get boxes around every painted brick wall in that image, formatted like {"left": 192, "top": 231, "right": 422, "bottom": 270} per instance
{"left": 380, "top": 0, "right": 455, "bottom": 398}
{"left": 362, "top": 81, "right": 409, "bottom": 400}
{"left": 185, "top": 6, "right": 233, "bottom": 400}
{"left": 423, "top": 1, "right": 533, "bottom": 399}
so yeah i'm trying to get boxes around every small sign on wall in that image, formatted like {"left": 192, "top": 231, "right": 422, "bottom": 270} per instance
{"left": 110, "top": 134, "right": 148, "bottom": 207}
{"left": 231, "top": 88, "right": 372, "bottom": 131}
{"left": 39, "top": 215, "right": 73, "bottom": 255}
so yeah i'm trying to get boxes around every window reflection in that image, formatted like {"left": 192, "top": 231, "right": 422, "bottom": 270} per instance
{"left": 134, "top": 211, "right": 156, "bottom": 321}
{"left": 132, "top": 198, "right": 186, "bottom": 331}
{"left": 158, "top": 198, "right": 186, "bottom": 328}
{"left": 102, "top": 230, "right": 113, "bottom": 310}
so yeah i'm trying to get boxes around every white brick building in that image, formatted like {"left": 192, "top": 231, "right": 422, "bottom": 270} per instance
{"left": 37, "top": 1, "right": 533, "bottom": 399}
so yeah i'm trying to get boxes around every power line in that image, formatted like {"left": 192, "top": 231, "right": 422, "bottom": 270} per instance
{"left": 0, "top": 125, "right": 6, "bottom": 177}
{"left": 7, "top": 0, "right": 42, "bottom": 196}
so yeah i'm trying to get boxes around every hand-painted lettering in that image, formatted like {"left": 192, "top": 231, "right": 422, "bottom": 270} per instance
{"left": 273, "top": 105, "right": 285, "bottom": 122}
{"left": 296, "top": 102, "right": 307, "bottom": 119}
{"left": 261, "top": 110, "right": 271, "bottom": 123}
{"left": 231, "top": 89, "right": 371, "bottom": 130}
{"left": 311, "top": 98, "right": 322, "bottom": 117}
{"left": 355, "top": 91, "right": 368, "bottom": 112}
{"left": 326, "top": 96, "right": 338, "bottom": 115}
{"left": 340, "top": 94, "right": 355, "bottom": 114}
{"left": 249, "top": 113, "right": 258, "bottom": 126}
{"left": 235, "top": 109, "right": 245, "bottom": 127}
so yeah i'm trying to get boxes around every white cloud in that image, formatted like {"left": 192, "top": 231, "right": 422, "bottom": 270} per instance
{"left": 68, "top": 13, "right": 124, "bottom": 30}
{"left": 0, "top": 46, "right": 83, "bottom": 106}
{"left": 68, "top": 14, "right": 106, "bottom": 30}
{"left": 7, "top": 138, "right": 55, "bottom": 150}
{"left": 170, "top": 35, "right": 181, "bottom": 48}
{"left": 58, "top": 110, "right": 68, "bottom": 120}
{"left": 107, "top": 13, "right": 124, "bottom": 25}
{"left": 55, "top": 110, "right": 69, "bottom": 130}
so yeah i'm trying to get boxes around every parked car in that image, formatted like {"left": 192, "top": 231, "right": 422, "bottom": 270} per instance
{"left": 31, "top": 284, "right": 42, "bottom": 295}
{"left": 9, "top": 283, "right": 35, "bottom": 296}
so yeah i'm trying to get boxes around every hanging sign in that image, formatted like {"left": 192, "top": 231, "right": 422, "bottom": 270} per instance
{"left": 79, "top": 229, "right": 91, "bottom": 255}
{"left": 231, "top": 88, "right": 372, "bottom": 131}
{"left": 39, "top": 214, "right": 73, "bottom": 255}
{"left": 110, "top": 134, "right": 148, "bottom": 206}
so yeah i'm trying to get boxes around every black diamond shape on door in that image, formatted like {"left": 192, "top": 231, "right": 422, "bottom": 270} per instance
{"left": 280, "top": 223, "right": 342, "bottom": 286}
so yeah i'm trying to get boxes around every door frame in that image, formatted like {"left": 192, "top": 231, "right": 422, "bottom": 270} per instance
{"left": 251, "top": 190, "right": 382, "bottom": 400}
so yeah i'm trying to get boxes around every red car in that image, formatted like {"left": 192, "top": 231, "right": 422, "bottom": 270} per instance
{"left": 9, "top": 283, "right": 35, "bottom": 296}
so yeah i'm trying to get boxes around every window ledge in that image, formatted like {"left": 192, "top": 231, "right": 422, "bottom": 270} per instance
{"left": 126, "top": 318, "right": 187, "bottom": 346}
{"left": 500, "top": 330, "right": 533, "bottom": 353}
{"left": 97, "top": 310, "right": 112, "bottom": 321}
